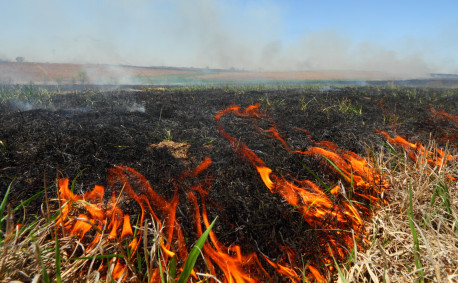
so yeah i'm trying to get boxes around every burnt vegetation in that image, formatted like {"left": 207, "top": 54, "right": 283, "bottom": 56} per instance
{"left": 0, "top": 84, "right": 457, "bottom": 281}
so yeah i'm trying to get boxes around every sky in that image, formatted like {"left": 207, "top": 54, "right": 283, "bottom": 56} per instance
{"left": 1, "top": 0, "right": 457, "bottom": 75}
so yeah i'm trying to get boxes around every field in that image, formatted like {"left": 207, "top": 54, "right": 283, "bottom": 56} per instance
{"left": 3, "top": 62, "right": 458, "bottom": 87}
{"left": 0, "top": 84, "right": 457, "bottom": 282}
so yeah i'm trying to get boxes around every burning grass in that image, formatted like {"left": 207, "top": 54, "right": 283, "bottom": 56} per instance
{"left": 338, "top": 141, "right": 457, "bottom": 282}
{"left": 0, "top": 141, "right": 455, "bottom": 282}
{"left": 1, "top": 108, "right": 456, "bottom": 282}
{"left": 0, "top": 85, "right": 457, "bottom": 282}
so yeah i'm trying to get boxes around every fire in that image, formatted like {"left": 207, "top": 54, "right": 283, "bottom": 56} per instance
{"left": 69, "top": 214, "right": 93, "bottom": 238}
{"left": 56, "top": 177, "right": 136, "bottom": 280}
{"left": 430, "top": 106, "right": 458, "bottom": 124}
{"left": 376, "top": 130, "right": 455, "bottom": 166}
{"left": 188, "top": 191, "right": 269, "bottom": 282}
{"left": 428, "top": 106, "right": 458, "bottom": 146}
{"left": 54, "top": 104, "right": 413, "bottom": 282}
{"left": 376, "top": 130, "right": 456, "bottom": 181}
{"left": 56, "top": 158, "right": 217, "bottom": 281}
{"left": 215, "top": 104, "right": 386, "bottom": 281}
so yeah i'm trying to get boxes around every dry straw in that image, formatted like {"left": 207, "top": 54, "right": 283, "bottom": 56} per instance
{"left": 0, "top": 138, "right": 456, "bottom": 282}
{"left": 338, "top": 141, "right": 457, "bottom": 282}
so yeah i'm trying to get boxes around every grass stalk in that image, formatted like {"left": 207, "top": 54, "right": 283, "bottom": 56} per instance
{"left": 177, "top": 216, "right": 217, "bottom": 283}
{"left": 408, "top": 181, "right": 424, "bottom": 282}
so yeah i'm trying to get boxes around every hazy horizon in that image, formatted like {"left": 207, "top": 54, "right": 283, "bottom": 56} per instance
{"left": 1, "top": 0, "right": 457, "bottom": 76}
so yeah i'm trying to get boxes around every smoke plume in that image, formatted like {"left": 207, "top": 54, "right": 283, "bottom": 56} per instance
{"left": 0, "top": 0, "right": 457, "bottom": 77}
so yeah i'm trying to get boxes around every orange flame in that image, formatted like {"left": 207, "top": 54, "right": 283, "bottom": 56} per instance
{"left": 215, "top": 104, "right": 386, "bottom": 280}
{"left": 56, "top": 177, "right": 144, "bottom": 280}
{"left": 188, "top": 191, "right": 270, "bottom": 283}
{"left": 70, "top": 214, "right": 93, "bottom": 239}
{"left": 121, "top": 214, "right": 133, "bottom": 240}
{"left": 262, "top": 255, "right": 300, "bottom": 282}
{"left": 58, "top": 178, "right": 82, "bottom": 202}
{"left": 377, "top": 130, "right": 456, "bottom": 181}
{"left": 430, "top": 106, "right": 458, "bottom": 124}
{"left": 53, "top": 103, "right": 404, "bottom": 281}
{"left": 112, "top": 260, "right": 126, "bottom": 280}
{"left": 84, "top": 184, "right": 104, "bottom": 203}
{"left": 376, "top": 130, "right": 455, "bottom": 167}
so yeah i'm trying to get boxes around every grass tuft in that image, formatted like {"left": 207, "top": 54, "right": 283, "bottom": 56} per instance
{"left": 336, "top": 140, "right": 457, "bottom": 282}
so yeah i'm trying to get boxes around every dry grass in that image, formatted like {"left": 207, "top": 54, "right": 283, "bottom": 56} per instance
{"left": 1, "top": 139, "right": 456, "bottom": 282}
{"left": 338, "top": 142, "right": 457, "bottom": 283}
{"left": 0, "top": 202, "right": 166, "bottom": 282}
{"left": 1, "top": 215, "right": 113, "bottom": 282}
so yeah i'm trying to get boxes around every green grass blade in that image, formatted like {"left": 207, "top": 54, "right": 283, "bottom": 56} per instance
{"left": 0, "top": 189, "right": 44, "bottom": 223}
{"left": 32, "top": 236, "right": 50, "bottom": 283}
{"left": 295, "top": 158, "right": 330, "bottom": 191}
{"left": 168, "top": 255, "right": 177, "bottom": 280}
{"left": 0, "top": 140, "right": 6, "bottom": 153}
{"left": 70, "top": 168, "right": 87, "bottom": 193}
{"left": 137, "top": 246, "right": 142, "bottom": 274}
{"left": 0, "top": 179, "right": 15, "bottom": 224}
{"left": 320, "top": 155, "right": 348, "bottom": 180}
{"left": 329, "top": 246, "right": 348, "bottom": 283}
{"left": 177, "top": 216, "right": 217, "bottom": 283}
{"left": 350, "top": 166, "right": 354, "bottom": 190}
{"left": 436, "top": 182, "right": 453, "bottom": 217}
{"left": 158, "top": 248, "right": 166, "bottom": 283}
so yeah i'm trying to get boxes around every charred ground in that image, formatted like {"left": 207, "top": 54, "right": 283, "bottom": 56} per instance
{"left": 0, "top": 85, "right": 457, "bottom": 278}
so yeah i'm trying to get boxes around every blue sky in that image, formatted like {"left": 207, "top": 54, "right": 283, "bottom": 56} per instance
{"left": 1, "top": 0, "right": 457, "bottom": 74}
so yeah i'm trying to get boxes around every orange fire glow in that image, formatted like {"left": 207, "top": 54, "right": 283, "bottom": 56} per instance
{"left": 376, "top": 130, "right": 456, "bottom": 181}
{"left": 188, "top": 191, "right": 270, "bottom": 283}
{"left": 56, "top": 158, "right": 216, "bottom": 281}
{"left": 430, "top": 106, "right": 458, "bottom": 124}
{"left": 215, "top": 104, "right": 387, "bottom": 281}
{"left": 56, "top": 178, "right": 134, "bottom": 280}
{"left": 55, "top": 103, "right": 417, "bottom": 282}
{"left": 376, "top": 130, "right": 455, "bottom": 167}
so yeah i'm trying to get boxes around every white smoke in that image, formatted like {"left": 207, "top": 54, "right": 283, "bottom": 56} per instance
{"left": 0, "top": 0, "right": 456, "bottom": 76}
{"left": 9, "top": 100, "right": 35, "bottom": 111}
{"left": 124, "top": 102, "right": 146, "bottom": 113}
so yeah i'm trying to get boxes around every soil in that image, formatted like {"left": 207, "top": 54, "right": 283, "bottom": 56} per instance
{"left": 0, "top": 85, "right": 457, "bottom": 279}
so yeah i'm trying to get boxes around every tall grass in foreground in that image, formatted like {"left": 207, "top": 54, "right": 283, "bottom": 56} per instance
{"left": 0, "top": 182, "right": 214, "bottom": 282}
{"left": 0, "top": 139, "right": 456, "bottom": 282}
{"left": 337, "top": 141, "right": 457, "bottom": 282}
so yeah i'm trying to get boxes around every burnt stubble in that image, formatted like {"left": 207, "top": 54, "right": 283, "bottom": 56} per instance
{"left": 0, "top": 85, "right": 456, "bottom": 279}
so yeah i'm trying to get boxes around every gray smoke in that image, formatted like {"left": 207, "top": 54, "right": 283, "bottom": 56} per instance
{"left": 124, "top": 102, "right": 146, "bottom": 113}
{"left": 1, "top": 0, "right": 456, "bottom": 78}
{"left": 8, "top": 100, "right": 35, "bottom": 111}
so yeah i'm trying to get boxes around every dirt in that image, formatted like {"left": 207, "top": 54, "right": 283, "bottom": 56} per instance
{"left": 0, "top": 85, "right": 457, "bottom": 279}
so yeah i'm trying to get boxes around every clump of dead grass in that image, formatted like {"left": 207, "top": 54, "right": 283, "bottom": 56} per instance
{"left": 339, "top": 141, "right": 457, "bottom": 282}
{"left": 0, "top": 211, "right": 127, "bottom": 282}
{"left": 0, "top": 180, "right": 212, "bottom": 283}
{"left": 0, "top": 190, "right": 165, "bottom": 282}
{"left": 1, "top": 138, "right": 456, "bottom": 282}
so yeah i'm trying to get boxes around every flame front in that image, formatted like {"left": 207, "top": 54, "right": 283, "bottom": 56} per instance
{"left": 188, "top": 191, "right": 269, "bottom": 282}
{"left": 376, "top": 130, "right": 456, "bottom": 181}
{"left": 56, "top": 157, "right": 223, "bottom": 281}
{"left": 55, "top": 104, "right": 432, "bottom": 282}
{"left": 215, "top": 104, "right": 387, "bottom": 281}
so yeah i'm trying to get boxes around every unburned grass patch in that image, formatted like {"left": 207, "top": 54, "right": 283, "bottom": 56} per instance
{"left": 337, "top": 142, "right": 457, "bottom": 282}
